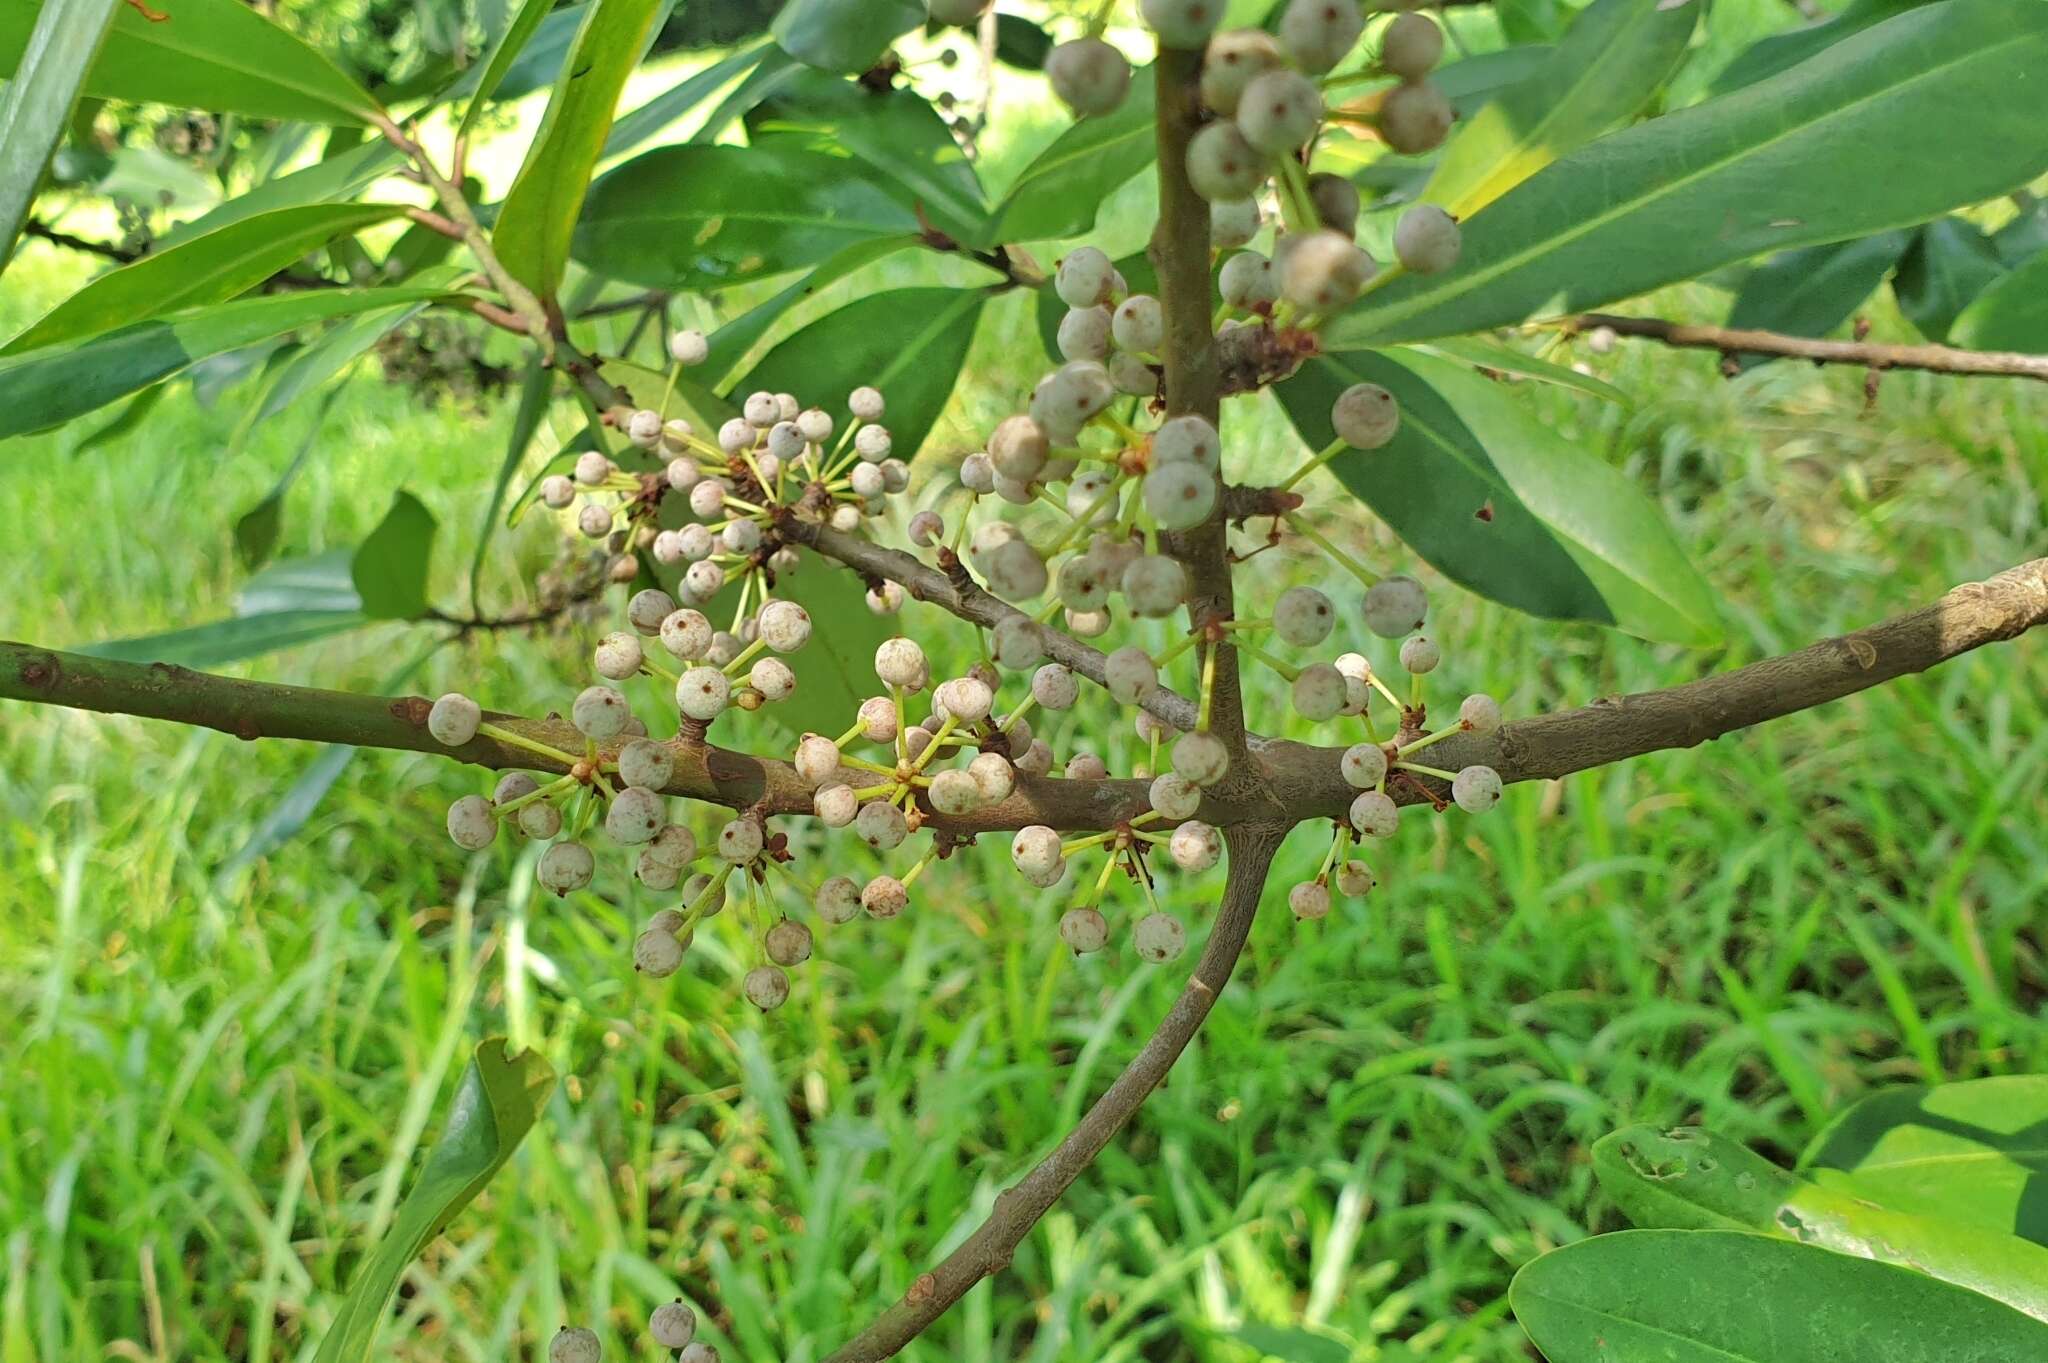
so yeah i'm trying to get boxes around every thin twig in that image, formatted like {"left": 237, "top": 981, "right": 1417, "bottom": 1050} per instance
{"left": 1565, "top": 313, "right": 2048, "bottom": 383}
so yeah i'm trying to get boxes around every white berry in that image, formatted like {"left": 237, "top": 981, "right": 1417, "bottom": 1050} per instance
{"left": 1452, "top": 764, "right": 1503, "bottom": 813}
{"left": 1059, "top": 907, "right": 1110, "bottom": 953}
{"left": 427, "top": 692, "right": 481, "bottom": 747}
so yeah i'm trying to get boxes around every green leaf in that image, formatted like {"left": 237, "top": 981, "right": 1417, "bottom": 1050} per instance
{"left": 352, "top": 491, "right": 439, "bottom": 620}
{"left": 469, "top": 354, "right": 555, "bottom": 617}
{"left": 752, "top": 556, "right": 893, "bottom": 742}
{"left": 573, "top": 143, "right": 920, "bottom": 292}
{"left": 80, "top": 610, "right": 369, "bottom": 668}
{"left": 1802, "top": 1077, "right": 2048, "bottom": 1249}
{"left": 1723, "top": 232, "right": 1911, "bottom": 369}
{"left": 1894, "top": 217, "right": 2007, "bottom": 343}
{"left": 689, "top": 43, "right": 803, "bottom": 145}
{"left": 1512, "top": 1230, "right": 2048, "bottom": 1363}
{"left": 234, "top": 386, "right": 344, "bottom": 568}
{"left": 5, "top": 202, "right": 400, "bottom": 354}
{"left": 1331, "top": 1, "right": 2048, "bottom": 348}
{"left": 747, "top": 69, "right": 989, "bottom": 248}
{"left": 451, "top": 1, "right": 586, "bottom": 103}
{"left": 1950, "top": 250, "right": 2048, "bottom": 351}
{"left": 0, "top": 0, "right": 381, "bottom": 124}
{"left": 604, "top": 39, "right": 771, "bottom": 157}
{"left": 735, "top": 286, "right": 985, "bottom": 464}
{"left": 986, "top": 72, "right": 1157, "bottom": 243}
{"left": 0, "top": 0, "right": 117, "bottom": 276}
{"left": 771, "top": 0, "right": 922, "bottom": 73}
{"left": 1033, "top": 250, "right": 1157, "bottom": 361}
{"left": 1415, "top": 335, "right": 1631, "bottom": 406}
{"left": 1431, "top": 45, "right": 1554, "bottom": 120}
{"left": 456, "top": 0, "right": 556, "bottom": 140}
{"left": 161, "top": 140, "right": 403, "bottom": 247}
{"left": 238, "top": 549, "right": 364, "bottom": 615}
{"left": 71, "top": 382, "right": 163, "bottom": 455}
{"left": 1594, "top": 1125, "right": 2048, "bottom": 1321}
{"left": 1421, "top": 0, "right": 1701, "bottom": 220}
{"left": 699, "top": 233, "right": 925, "bottom": 390}
{"left": 311, "top": 1041, "right": 554, "bottom": 1363}
{"left": 1712, "top": 0, "right": 1939, "bottom": 94}
{"left": 1274, "top": 350, "right": 1720, "bottom": 644}
{"left": 993, "top": 13, "right": 1052, "bottom": 70}
{"left": 238, "top": 274, "right": 458, "bottom": 431}
{"left": 0, "top": 287, "right": 452, "bottom": 439}
{"left": 597, "top": 357, "right": 735, "bottom": 439}
{"left": 493, "top": 0, "right": 669, "bottom": 297}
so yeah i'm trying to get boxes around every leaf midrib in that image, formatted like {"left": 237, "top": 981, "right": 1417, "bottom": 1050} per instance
{"left": 110, "top": 13, "right": 369, "bottom": 115}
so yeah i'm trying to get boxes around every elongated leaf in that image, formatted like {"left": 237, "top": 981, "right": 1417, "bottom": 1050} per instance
{"left": 987, "top": 73, "right": 1157, "bottom": 243}
{"left": 0, "top": 287, "right": 451, "bottom": 439}
{"left": 1712, "top": 0, "right": 1938, "bottom": 94}
{"left": 0, "top": 0, "right": 380, "bottom": 124}
{"left": 1275, "top": 350, "right": 1719, "bottom": 643}
{"left": 0, "top": 0, "right": 116, "bottom": 275}
{"left": 234, "top": 386, "right": 344, "bottom": 567}
{"left": 574, "top": 143, "right": 920, "bottom": 292}
{"left": 994, "top": 13, "right": 1052, "bottom": 70}
{"left": 1801, "top": 1077, "right": 2048, "bottom": 1249}
{"left": 456, "top": 0, "right": 555, "bottom": 139}
{"left": 72, "top": 383, "right": 163, "bottom": 455}
{"left": 353, "top": 491, "right": 438, "bottom": 620}
{"left": 604, "top": 39, "right": 770, "bottom": 157}
{"left": 470, "top": 355, "right": 554, "bottom": 617}
{"left": 240, "top": 273, "right": 460, "bottom": 430}
{"left": 1512, "top": 1230, "right": 2048, "bottom": 1363}
{"left": 238, "top": 549, "right": 363, "bottom": 615}
{"left": 494, "top": 0, "right": 668, "bottom": 297}
{"left": 312, "top": 1041, "right": 554, "bottom": 1363}
{"left": 1724, "top": 232, "right": 1911, "bottom": 369}
{"left": 1431, "top": 45, "right": 1554, "bottom": 119}
{"left": 1950, "top": 251, "right": 2048, "bottom": 352}
{"left": 597, "top": 358, "right": 734, "bottom": 439}
{"left": 747, "top": 70, "right": 989, "bottom": 247}
{"left": 700, "top": 233, "right": 925, "bottom": 390}
{"left": 162, "top": 140, "right": 403, "bottom": 247}
{"left": 1416, "top": 336, "right": 1630, "bottom": 405}
{"left": 1422, "top": 0, "right": 1701, "bottom": 220}
{"left": 690, "top": 43, "right": 803, "bottom": 145}
{"left": 6, "top": 203, "right": 399, "bottom": 354}
{"left": 451, "top": 1, "right": 585, "bottom": 103}
{"left": 1333, "top": 2, "right": 2048, "bottom": 348}
{"left": 80, "top": 610, "right": 370, "bottom": 668}
{"left": 1894, "top": 217, "right": 2007, "bottom": 343}
{"left": 1595, "top": 1125, "right": 2048, "bottom": 1322}
{"left": 735, "top": 286, "right": 986, "bottom": 464}
{"left": 772, "top": 0, "right": 922, "bottom": 73}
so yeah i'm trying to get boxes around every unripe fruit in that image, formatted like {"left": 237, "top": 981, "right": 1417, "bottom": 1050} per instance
{"left": 874, "top": 637, "right": 927, "bottom": 689}
{"left": 1349, "top": 790, "right": 1399, "bottom": 838}
{"left": 636, "top": 852, "right": 680, "bottom": 890}
{"left": 608, "top": 554, "right": 640, "bottom": 584}
{"left": 968, "top": 751, "right": 1015, "bottom": 803}
{"left": 861, "top": 874, "right": 908, "bottom": 918}
{"left": 767, "top": 420, "right": 804, "bottom": 461}
{"left": 1105, "top": 645, "right": 1159, "bottom": 705}
{"left": 1153, "top": 413, "right": 1221, "bottom": 469}
{"left": 1381, "top": 12, "right": 1444, "bottom": 80}
{"left": 749, "top": 657, "right": 796, "bottom": 702}
{"left": 428, "top": 692, "right": 482, "bottom": 746}
{"left": 722, "top": 519, "right": 763, "bottom": 555}
{"left": 550, "top": 1326, "right": 602, "bottom": 1363}
{"left": 1332, "top": 381, "right": 1400, "bottom": 449}
{"left": 743, "top": 390, "right": 779, "bottom": 428}
{"left": 1186, "top": 121, "right": 1266, "bottom": 202}
{"left": 1032, "top": 663, "right": 1079, "bottom": 710}
{"left": 635, "top": 927, "right": 685, "bottom": 977}
{"left": 495, "top": 771, "right": 539, "bottom": 805}
{"left": 1055, "top": 247, "right": 1116, "bottom": 309}
{"left": 627, "top": 408, "right": 665, "bottom": 450}
{"left": 1057, "top": 555, "right": 1110, "bottom": 613}
{"left": 1012, "top": 824, "right": 1062, "bottom": 876}
{"left": 623, "top": 589, "right": 672, "bottom": 636}
{"left": 446, "top": 794, "right": 496, "bottom": 851}
{"left": 1273, "top": 586, "right": 1335, "bottom": 646}
{"left": 817, "top": 875, "right": 861, "bottom": 923}
{"left": 1202, "top": 28, "right": 1283, "bottom": 115}
{"left": 1452, "top": 764, "right": 1502, "bottom": 814}
{"left": 745, "top": 964, "right": 791, "bottom": 1011}
{"left": 1379, "top": 79, "right": 1453, "bottom": 154}
{"left": 1210, "top": 195, "right": 1263, "bottom": 248}
{"left": 677, "top": 524, "right": 716, "bottom": 560}
{"left": 577, "top": 503, "right": 614, "bottom": 539}
{"left": 1169, "top": 820, "right": 1223, "bottom": 871}
{"left": 652, "top": 529, "right": 686, "bottom": 564}
{"left": 677, "top": 1342, "right": 721, "bottom": 1363}
{"left": 847, "top": 385, "right": 885, "bottom": 422}
{"left": 683, "top": 871, "right": 726, "bottom": 915}
{"left": 830, "top": 503, "right": 862, "bottom": 531}
{"left": 1460, "top": 693, "right": 1502, "bottom": 734}
{"left": 858, "top": 695, "right": 899, "bottom": 743}
{"left": 1143, "top": 462, "right": 1217, "bottom": 530}
{"left": 1219, "top": 250, "right": 1278, "bottom": 310}
{"left": 855, "top": 800, "right": 908, "bottom": 852}
{"left": 1279, "top": 0, "right": 1364, "bottom": 73}
{"left": 960, "top": 451, "right": 996, "bottom": 494}
{"left": 1059, "top": 906, "right": 1110, "bottom": 953}
{"left": 765, "top": 918, "right": 813, "bottom": 966}
{"left": 753, "top": 600, "right": 811, "bottom": 655}
{"left": 1109, "top": 351, "right": 1158, "bottom": 396}
{"left": 1047, "top": 35, "right": 1135, "bottom": 116}
{"left": 908, "top": 509, "right": 946, "bottom": 547}
{"left": 1134, "top": 911, "right": 1187, "bottom": 962}
{"left": 1399, "top": 634, "right": 1441, "bottom": 674}
{"left": 1142, "top": 0, "right": 1221, "bottom": 47}
{"left": 649, "top": 1301, "right": 697, "bottom": 1350}
{"left": 987, "top": 417, "right": 1049, "bottom": 481}
{"left": 676, "top": 666, "right": 731, "bottom": 720}
{"left": 813, "top": 782, "right": 858, "bottom": 826}
{"left": 1308, "top": 172, "right": 1361, "bottom": 237}
{"left": 930, "top": 767, "right": 983, "bottom": 815}
{"left": 605, "top": 786, "right": 666, "bottom": 846}
{"left": 1123, "top": 554, "right": 1188, "bottom": 617}
{"left": 1150, "top": 771, "right": 1202, "bottom": 820}
{"left": 1363, "top": 575, "right": 1428, "bottom": 637}
{"left": 688, "top": 479, "right": 728, "bottom": 521}
{"left": 519, "top": 801, "right": 564, "bottom": 840}
{"left": 572, "top": 685, "right": 630, "bottom": 739}
{"left": 867, "top": 582, "right": 906, "bottom": 614}
{"left": 794, "top": 734, "right": 841, "bottom": 787}
{"left": 717, "top": 817, "right": 763, "bottom": 864}
{"left": 1289, "top": 880, "right": 1332, "bottom": 920}
{"left": 987, "top": 538, "right": 1050, "bottom": 600}
{"left": 1293, "top": 662, "right": 1348, "bottom": 720}
{"left": 682, "top": 560, "right": 726, "bottom": 604}
{"left": 718, "top": 418, "right": 754, "bottom": 453}
{"left": 1237, "top": 69, "right": 1321, "bottom": 155}
{"left": 594, "top": 631, "right": 643, "bottom": 681}
{"left": 645, "top": 823, "right": 697, "bottom": 869}
{"left": 1340, "top": 742, "right": 1389, "bottom": 789}
{"left": 1281, "top": 230, "right": 1376, "bottom": 312}
{"left": 993, "top": 616, "right": 1046, "bottom": 670}
{"left": 538, "top": 840, "right": 596, "bottom": 894}
{"left": 855, "top": 424, "right": 893, "bottom": 463}
{"left": 541, "top": 474, "right": 577, "bottom": 509}
{"left": 1017, "top": 738, "right": 1055, "bottom": 776}
{"left": 670, "top": 328, "right": 709, "bottom": 365}
{"left": 1394, "top": 203, "right": 1461, "bottom": 274}
{"left": 1172, "top": 730, "right": 1229, "bottom": 786}
{"left": 934, "top": 675, "right": 994, "bottom": 723}
{"left": 1112, "top": 294, "right": 1164, "bottom": 353}
{"left": 575, "top": 449, "right": 613, "bottom": 485}
{"left": 1058, "top": 305, "right": 1113, "bottom": 362}
{"left": 707, "top": 631, "right": 742, "bottom": 667}
{"left": 661, "top": 609, "right": 713, "bottom": 660}
{"left": 1335, "top": 859, "right": 1376, "bottom": 897}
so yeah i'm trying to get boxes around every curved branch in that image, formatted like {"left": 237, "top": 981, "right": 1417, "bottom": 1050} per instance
{"left": 1567, "top": 313, "right": 2048, "bottom": 383}
{"left": 820, "top": 822, "right": 1286, "bottom": 1363}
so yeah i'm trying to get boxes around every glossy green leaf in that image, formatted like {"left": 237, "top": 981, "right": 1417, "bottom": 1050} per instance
{"left": 1415, "top": 336, "right": 1630, "bottom": 406}
{"left": 311, "top": 1041, "right": 554, "bottom": 1363}
{"left": 161, "top": 140, "right": 403, "bottom": 247}
{"left": 352, "top": 491, "right": 438, "bottom": 620}
{"left": 0, "top": 287, "right": 451, "bottom": 439}
{"left": 1802, "top": 1077, "right": 2048, "bottom": 1249}
{"left": 1724, "top": 232, "right": 1911, "bottom": 369}
{"left": 6, "top": 203, "right": 399, "bottom": 355}
{"left": 771, "top": 0, "right": 922, "bottom": 73}
{"left": 699, "top": 233, "right": 925, "bottom": 391}
{"left": 986, "top": 73, "right": 1157, "bottom": 244}
{"left": 1512, "top": 1230, "right": 2048, "bottom": 1363}
{"left": 494, "top": 0, "right": 668, "bottom": 297}
{"left": 1431, "top": 46, "right": 1554, "bottom": 119}
{"left": 1950, "top": 251, "right": 2048, "bottom": 351}
{"left": 1595, "top": 1125, "right": 2048, "bottom": 1321}
{"left": 456, "top": 0, "right": 555, "bottom": 139}
{"left": 1712, "top": 0, "right": 1938, "bottom": 94}
{"left": 1274, "top": 350, "right": 1719, "bottom": 643}
{"left": 80, "top": 610, "right": 369, "bottom": 668}
{"left": 747, "top": 70, "right": 988, "bottom": 247}
{"left": 689, "top": 43, "right": 803, "bottom": 145}
{"left": 604, "top": 39, "right": 771, "bottom": 157}
{"left": 735, "top": 286, "right": 985, "bottom": 464}
{"left": 0, "top": 0, "right": 117, "bottom": 276}
{"left": 1991, "top": 197, "right": 2048, "bottom": 267}
{"left": 574, "top": 143, "right": 919, "bottom": 292}
{"left": 453, "top": 2, "right": 586, "bottom": 103}
{"left": 1422, "top": 0, "right": 1701, "bottom": 220}
{"left": 0, "top": 0, "right": 381, "bottom": 124}
{"left": 1894, "top": 217, "right": 2007, "bottom": 343}
{"left": 1332, "top": 2, "right": 2048, "bottom": 348}
{"left": 469, "top": 354, "right": 555, "bottom": 617}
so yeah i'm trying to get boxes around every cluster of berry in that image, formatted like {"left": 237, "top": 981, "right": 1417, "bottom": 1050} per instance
{"left": 548, "top": 1304, "right": 708, "bottom": 1363}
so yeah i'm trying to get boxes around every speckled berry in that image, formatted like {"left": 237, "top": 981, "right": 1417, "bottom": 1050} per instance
{"left": 1394, "top": 203, "right": 1461, "bottom": 274}
{"left": 538, "top": 840, "right": 596, "bottom": 894}
{"left": 649, "top": 1301, "right": 697, "bottom": 1350}
{"left": 572, "top": 685, "right": 630, "bottom": 739}
{"left": 1202, "top": 28, "right": 1282, "bottom": 115}
{"left": 1186, "top": 121, "right": 1267, "bottom": 202}
{"left": 1134, "top": 912, "right": 1187, "bottom": 962}
{"left": 446, "top": 794, "right": 496, "bottom": 851}
{"left": 549, "top": 1326, "right": 602, "bottom": 1363}
{"left": 1059, "top": 906, "right": 1110, "bottom": 953}
{"left": 744, "top": 965, "right": 790, "bottom": 1011}
{"left": 1349, "top": 790, "right": 1399, "bottom": 838}
{"left": 428, "top": 693, "right": 481, "bottom": 747}
{"left": 1452, "top": 764, "right": 1502, "bottom": 813}
{"left": 1363, "top": 575, "right": 1428, "bottom": 637}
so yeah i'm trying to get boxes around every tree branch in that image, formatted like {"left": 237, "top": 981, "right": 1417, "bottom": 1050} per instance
{"left": 1566, "top": 313, "right": 2048, "bottom": 383}
{"left": 819, "top": 822, "right": 1286, "bottom": 1363}
{"left": 24, "top": 219, "right": 141, "bottom": 262}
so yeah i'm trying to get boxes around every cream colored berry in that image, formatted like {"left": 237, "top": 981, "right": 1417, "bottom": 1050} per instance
{"left": 428, "top": 693, "right": 481, "bottom": 746}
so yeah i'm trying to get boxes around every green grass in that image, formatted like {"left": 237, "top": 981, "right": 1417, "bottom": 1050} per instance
{"left": 6, "top": 9, "right": 2048, "bottom": 1362}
